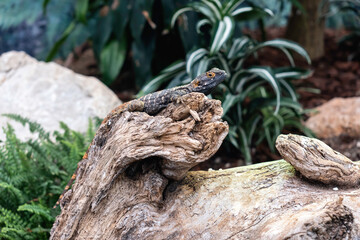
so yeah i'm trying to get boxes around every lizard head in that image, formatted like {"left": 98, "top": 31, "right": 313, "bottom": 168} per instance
{"left": 189, "top": 68, "right": 227, "bottom": 95}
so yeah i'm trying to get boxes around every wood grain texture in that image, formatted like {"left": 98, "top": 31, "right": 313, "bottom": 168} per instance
{"left": 50, "top": 93, "right": 228, "bottom": 239}
{"left": 276, "top": 134, "right": 360, "bottom": 186}
{"left": 50, "top": 94, "right": 360, "bottom": 240}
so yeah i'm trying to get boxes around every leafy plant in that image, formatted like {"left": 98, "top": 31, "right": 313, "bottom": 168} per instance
{"left": 139, "top": 0, "right": 314, "bottom": 164}
{"left": 0, "top": 114, "right": 99, "bottom": 239}
{"left": 42, "top": 0, "right": 196, "bottom": 87}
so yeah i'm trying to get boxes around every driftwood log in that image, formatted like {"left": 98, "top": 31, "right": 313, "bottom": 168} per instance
{"left": 51, "top": 93, "right": 360, "bottom": 240}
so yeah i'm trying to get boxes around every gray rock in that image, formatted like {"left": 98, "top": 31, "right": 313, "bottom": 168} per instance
{"left": 0, "top": 51, "right": 121, "bottom": 140}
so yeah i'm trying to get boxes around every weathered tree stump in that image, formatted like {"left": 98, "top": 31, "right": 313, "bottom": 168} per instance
{"left": 50, "top": 93, "right": 229, "bottom": 239}
{"left": 51, "top": 93, "right": 360, "bottom": 240}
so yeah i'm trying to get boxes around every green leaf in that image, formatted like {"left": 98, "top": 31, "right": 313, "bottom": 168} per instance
{"left": 171, "top": 7, "right": 194, "bottom": 27}
{"left": 274, "top": 67, "right": 313, "bottom": 80}
{"left": 201, "top": 0, "right": 222, "bottom": 20}
{"left": 255, "top": 39, "right": 311, "bottom": 64}
{"left": 196, "top": 19, "right": 211, "bottom": 33}
{"left": 100, "top": 38, "right": 127, "bottom": 85}
{"left": 18, "top": 204, "right": 54, "bottom": 221}
{"left": 75, "top": 0, "right": 88, "bottom": 23}
{"left": 222, "top": 0, "right": 244, "bottom": 15}
{"left": 0, "top": 182, "right": 24, "bottom": 204}
{"left": 130, "top": 0, "right": 154, "bottom": 42}
{"left": 239, "top": 127, "right": 252, "bottom": 165}
{"left": 189, "top": 2, "right": 217, "bottom": 23}
{"left": 42, "top": 0, "right": 51, "bottom": 14}
{"left": 195, "top": 57, "right": 210, "bottom": 77}
{"left": 222, "top": 93, "right": 242, "bottom": 115}
{"left": 186, "top": 48, "right": 209, "bottom": 74}
{"left": 232, "top": 7, "right": 274, "bottom": 21}
{"left": 91, "top": 10, "right": 113, "bottom": 58}
{"left": 46, "top": 21, "right": 77, "bottom": 61}
{"left": 112, "top": 0, "right": 132, "bottom": 39}
{"left": 209, "top": 16, "right": 234, "bottom": 55}
{"left": 227, "top": 36, "right": 252, "bottom": 59}
{"left": 279, "top": 79, "right": 297, "bottom": 101}
{"left": 137, "top": 61, "right": 186, "bottom": 96}
{"left": 244, "top": 67, "right": 281, "bottom": 114}
{"left": 277, "top": 47, "right": 295, "bottom": 66}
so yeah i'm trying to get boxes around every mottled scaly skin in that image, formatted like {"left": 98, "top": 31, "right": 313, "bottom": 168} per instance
{"left": 54, "top": 68, "right": 227, "bottom": 208}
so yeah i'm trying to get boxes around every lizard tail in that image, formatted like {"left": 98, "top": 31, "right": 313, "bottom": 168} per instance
{"left": 53, "top": 171, "right": 77, "bottom": 209}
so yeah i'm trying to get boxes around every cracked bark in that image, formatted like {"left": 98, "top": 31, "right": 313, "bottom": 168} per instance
{"left": 50, "top": 94, "right": 360, "bottom": 240}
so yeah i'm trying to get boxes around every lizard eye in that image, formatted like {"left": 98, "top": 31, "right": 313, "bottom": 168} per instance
{"left": 206, "top": 72, "right": 216, "bottom": 78}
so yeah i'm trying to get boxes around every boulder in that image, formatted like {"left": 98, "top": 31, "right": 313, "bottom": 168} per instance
{"left": 305, "top": 97, "right": 360, "bottom": 139}
{"left": 0, "top": 51, "right": 121, "bottom": 140}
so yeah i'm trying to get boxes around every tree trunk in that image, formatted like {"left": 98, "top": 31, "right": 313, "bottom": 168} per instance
{"left": 286, "top": 0, "right": 325, "bottom": 60}
{"left": 50, "top": 93, "right": 360, "bottom": 239}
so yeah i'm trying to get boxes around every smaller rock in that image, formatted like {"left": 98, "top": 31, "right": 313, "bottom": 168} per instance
{"left": 305, "top": 97, "right": 360, "bottom": 139}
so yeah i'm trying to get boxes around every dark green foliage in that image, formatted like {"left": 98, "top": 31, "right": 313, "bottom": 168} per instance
{"left": 139, "top": 0, "right": 314, "bottom": 164}
{"left": 42, "top": 0, "right": 193, "bottom": 87}
{"left": 0, "top": 114, "right": 99, "bottom": 239}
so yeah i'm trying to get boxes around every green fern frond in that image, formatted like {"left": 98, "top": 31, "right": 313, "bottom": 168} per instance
{"left": 0, "top": 116, "right": 100, "bottom": 239}
{"left": 2, "top": 114, "right": 50, "bottom": 141}
{"left": 18, "top": 204, "right": 54, "bottom": 222}
{"left": 0, "top": 182, "right": 25, "bottom": 205}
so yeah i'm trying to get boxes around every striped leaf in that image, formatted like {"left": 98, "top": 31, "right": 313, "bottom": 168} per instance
{"left": 217, "top": 52, "right": 231, "bottom": 78}
{"left": 232, "top": 7, "right": 274, "bottom": 20}
{"left": 186, "top": 48, "right": 209, "bottom": 74}
{"left": 171, "top": 7, "right": 194, "bottom": 27}
{"left": 190, "top": 2, "right": 217, "bottom": 23}
{"left": 222, "top": 93, "right": 242, "bottom": 115}
{"left": 255, "top": 39, "right": 311, "bottom": 64}
{"left": 223, "top": 0, "right": 245, "bottom": 15}
{"left": 196, "top": 19, "right": 211, "bottom": 33}
{"left": 279, "top": 79, "right": 297, "bottom": 101}
{"left": 274, "top": 67, "right": 313, "bottom": 80}
{"left": 277, "top": 46, "right": 295, "bottom": 66}
{"left": 238, "top": 127, "right": 252, "bottom": 165}
{"left": 138, "top": 61, "right": 186, "bottom": 96}
{"left": 227, "top": 36, "right": 252, "bottom": 59}
{"left": 209, "top": 16, "right": 234, "bottom": 55}
{"left": 196, "top": 57, "right": 211, "bottom": 76}
{"left": 245, "top": 67, "right": 281, "bottom": 114}
{"left": 201, "top": 0, "right": 222, "bottom": 20}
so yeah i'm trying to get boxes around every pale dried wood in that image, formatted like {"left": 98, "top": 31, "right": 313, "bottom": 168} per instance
{"left": 50, "top": 93, "right": 229, "bottom": 239}
{"left": 276, "top": 134, "right": 360, "bottom": 186}
{"left": 51, "top": 94, "right": 360, "bottom": 240}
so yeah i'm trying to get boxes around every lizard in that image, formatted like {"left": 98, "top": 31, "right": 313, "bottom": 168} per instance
{"left": 53, "top": 68, "right": 227, "bottom": 208}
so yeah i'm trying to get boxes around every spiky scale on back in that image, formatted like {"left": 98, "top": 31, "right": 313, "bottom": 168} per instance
{"left": 53, "top": 68, "right": 227, "bottom": 209}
